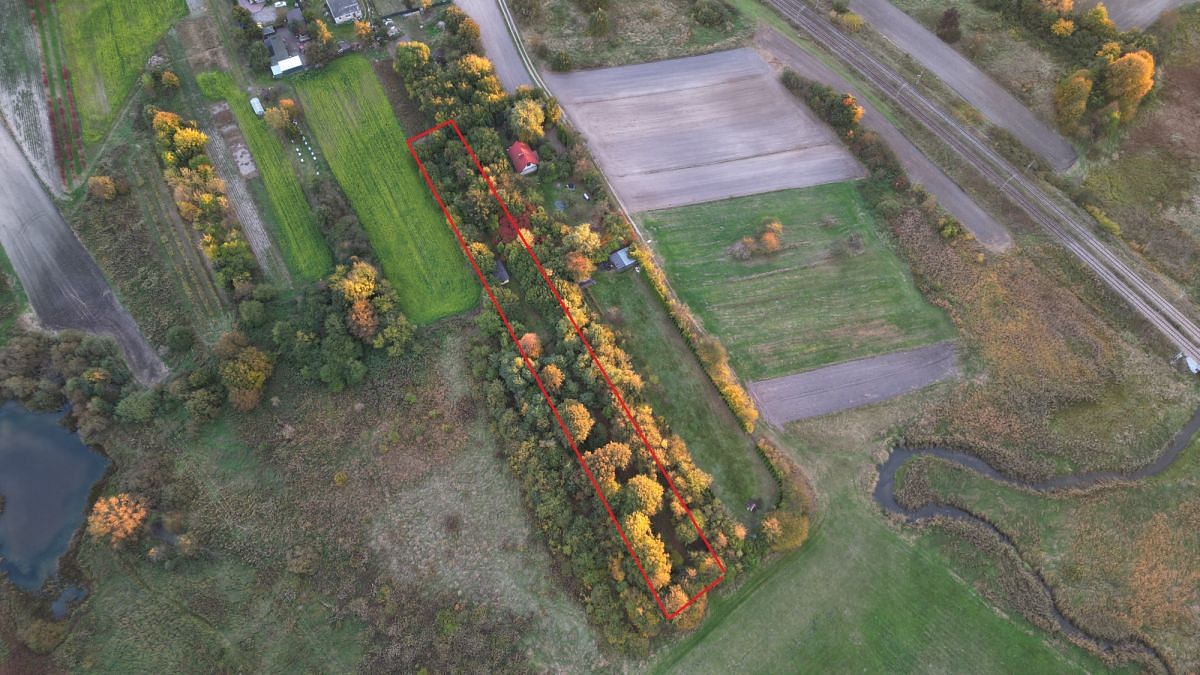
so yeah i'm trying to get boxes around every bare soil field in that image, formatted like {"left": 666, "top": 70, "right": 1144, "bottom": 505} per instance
{"left": 545, "top": 48, "right": 864, "bottom": 212}
{"left": 749, "top": 341, "right": 958, "bottom": 425}
{"left": 176, "top": 16, "right": 229, "bottom": 74}
{"left": 213, "top": 102, "right": 257, "bottom": 179}
{"left": 1077, "top": 0, "right": 1196, "bottom": 29}
{"left": 756, "top": 27, "right": 1013, "bottom": 250}
{"left": 0, "top": 122, "right": 165, "bottom": 383}
{"left": 0, "top": 0, "right": 59, "bottom": 193}
{"left": 848, "top": 0, "right": 1077, "bottom": 172}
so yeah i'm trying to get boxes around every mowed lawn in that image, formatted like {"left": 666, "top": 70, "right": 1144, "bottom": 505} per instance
{"left": 295, "top": 57, "right": 477, "bottom": 324}
{"left": 58, "top": 0, "right": 186, "bottom": 144}
{"left": 641, "top": 183, "right": 954, "bottom": 380}
{"left": 590, "top": 273, "right": 777, "bottom": 519}
{"left": 197, "top": 71, "right": 332, "bottom": 282}
{"left": 654, "top": 395, "right": 1119, "bottom": 674}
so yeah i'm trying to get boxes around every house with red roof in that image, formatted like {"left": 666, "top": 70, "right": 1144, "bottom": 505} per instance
{"left": 507, "top": 141, "right": 539, "bottom": 176}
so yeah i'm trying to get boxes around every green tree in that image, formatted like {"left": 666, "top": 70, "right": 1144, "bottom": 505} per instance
{"left": 935, "top": 8, "right": 961, "bottom": 43}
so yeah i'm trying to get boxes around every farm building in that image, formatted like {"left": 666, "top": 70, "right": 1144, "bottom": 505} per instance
{"left": 267, "top": 28, "right": 305, "bottom": 77}
{"left": 507, "top": 141, "right": 539, "bottom": 176}
{"left": 609, "top": 246, "right": 636, "bottom": 271}
{"left": 271, "top": 55, "right": 304, "bottom": 78}
{"left": 326, "top": 0, "right": 363, "bottom": 24}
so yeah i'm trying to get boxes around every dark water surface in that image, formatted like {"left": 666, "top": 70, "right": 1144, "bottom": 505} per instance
{"left": 0, "top": 401, "right": 108, "bottom": 589}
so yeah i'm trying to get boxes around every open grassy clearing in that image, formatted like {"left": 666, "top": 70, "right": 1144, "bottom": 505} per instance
{"left": 295, "top": 56, "right": 477, "bottom": 324}
{"left": 57, "top": 0, "right": 187, "bottom": 145}
{"left": 907, "top": 431, "right": 1200, "bottom": 673}
{"left": 589, "top": 272, "right": 778, "bottom": 519}
{"left": 515, "top": 0, "right": 752, "bottom": 69}
{"left": 43, "top": 321, "right": 596, "bottom": 671}
{"left": 197, "top": 71, "right": 333, "bottom": 282}
{"left": 652, "top": 390, "right": 1117, "bottom": 673}
{"left": 640, "top": 183, "right": 954, "bottom": 380}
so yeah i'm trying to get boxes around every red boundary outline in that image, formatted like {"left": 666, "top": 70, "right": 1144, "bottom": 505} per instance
{"left": 406, "top": 119, "right": 725, "bottom": 620}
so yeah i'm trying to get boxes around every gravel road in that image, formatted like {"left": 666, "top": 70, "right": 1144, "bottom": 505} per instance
{"left": 749, "top": 341, "right": 957, "bottom": 425}
{"left": 0, "top": 122, "right": 166, "bottom": 384}
{"left": 1077, "top": 0, "right": 1195, "bottom": 29}
{"left": 849, "top": 0, "right": 1077, "bottom": 172}
{"left": 768, "top": 0, "right": 1200, "bottom": 363}
{"left": 545, "top": 49, "right": 864, "bottom": 212}
{"left": 455, "top": 0, "right": 535, "bottom": 92}
{"left": 755, "top": 27, "right": 1012, "bottom": 251}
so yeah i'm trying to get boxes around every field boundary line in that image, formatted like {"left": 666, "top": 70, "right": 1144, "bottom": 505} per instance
{"left": 407, "top": 119, "right": 725, "bottom": 620}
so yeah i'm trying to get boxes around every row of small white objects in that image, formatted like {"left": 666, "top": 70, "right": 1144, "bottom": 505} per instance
{"left": 292, "top": 134, "right": 320, "bottom": 175}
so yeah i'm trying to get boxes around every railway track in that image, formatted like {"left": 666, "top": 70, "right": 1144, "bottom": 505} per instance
{"left": 768, "top": 0, "right": 1200, "bottom": 364}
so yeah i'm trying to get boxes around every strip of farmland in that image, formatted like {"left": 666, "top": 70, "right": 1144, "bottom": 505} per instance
{"left": 295, "top": 56, "right": 478, "bottom": 324}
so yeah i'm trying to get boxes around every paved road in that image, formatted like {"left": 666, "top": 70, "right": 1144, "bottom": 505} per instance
{"left": 756, "top": 28, "right": 1012, "bottom": 251}
{"left": 545, "top": 49, "right": 864, "bottom": 212}
{"left": 0, "top": 122, "right": 166, "bottom": 384}
{"left": 768, "top": 0, "right": 1200, "bottom": 364}
{"left": 849, "top": 0, "right": 1077, "bottom": 172}
{"left": 750, "top": 341, "right": 957, "bottom": 425}
{"left": 455, "top": 0, "right": 535, "bottom": 92}
{"left": 1077, "top": 0, "right": 1195, "bottom": 29}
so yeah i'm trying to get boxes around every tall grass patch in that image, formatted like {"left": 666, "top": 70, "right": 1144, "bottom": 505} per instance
{"left": 58, "top": 0, "right": 186, "bottom": 144}
{"left": 295, "top": 56, "right": 477, "bottom": 324}
{"left": 197, "top": 71, "right": 332, "bottom": 282}
{"left": 641, "top": 183, "right": 954, "bottom": 380}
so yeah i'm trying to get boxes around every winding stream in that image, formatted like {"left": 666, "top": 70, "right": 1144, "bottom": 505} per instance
{"left": 873, "top": 408, "right": 1200, "bottom": 673}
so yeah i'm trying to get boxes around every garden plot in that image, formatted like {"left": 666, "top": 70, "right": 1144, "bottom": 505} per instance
{"left": 0, "top": 0, "right": 57, "bottom": 192}
{"left": 544, "top": 48, "right": 863, "bottom": 212}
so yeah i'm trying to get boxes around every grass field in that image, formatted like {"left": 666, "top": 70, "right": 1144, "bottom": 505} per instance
{"left": 908, "top": 430, "right": 1200, "bottom": 672}
{"left": 589, "top": 272, "right": 777, "bottom": 519}
{"left": 197, "top": 71, "right": 333, "bottom": 282}
{"left": 652, "top": 392, "right": 1122, "bottom": 673}
{"left": 57, "top": 0, "right": 187, "bottom": 145}
{"left": 640, "top": 183, "right": 955, "bottom": 380}
{"left": 295, "top": 56, "right": 477, "bottom": 324}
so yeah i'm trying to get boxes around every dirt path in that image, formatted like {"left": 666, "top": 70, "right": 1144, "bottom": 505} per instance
{"left": 872, "top": 408, "right": 1200, "bottom": 673}
{"left": 849, "top": 0, "right": 1077, "bottom": 172}
{"left": 749, "top": 341, "right": 957, "bottom": 425}
{"left": 544, "top": 48, "right": 864, "bottom": 212}
{"left": 202, "top": 108, "right": 291, "bottom": 286}
{"left": 0, "top": 122, "right": 166, "bottom": 384}
{"left": 1077, "top": 0, "right": 1195, "bottom": 30}
{"left": 756, "top": 27, "right": 1012, "bottom": 251}
{"left": 455, "top": 0, "right": 535, "bottom": 92}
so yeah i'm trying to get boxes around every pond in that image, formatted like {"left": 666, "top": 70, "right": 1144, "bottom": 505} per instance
{"left": 0, "top": 401, "right": 109, "bottom": 590}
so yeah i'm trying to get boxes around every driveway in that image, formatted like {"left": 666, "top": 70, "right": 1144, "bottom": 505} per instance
{"left": 749, "top": 341, "right": 957, "bottom": 426}
{"left": 756, "top": 27, "right": 1012, "bottom": 251}
{"left": 849, "top": 0, "right": 1077, "bottom": 172}
{"left": 0, "top": 123, "right": 166, "bottom": 384}
{"left": 544, "top": 48, "right": 864, "bottom": 212}
{"left": 455, "top": 0, "right": 535, "bottom": 92}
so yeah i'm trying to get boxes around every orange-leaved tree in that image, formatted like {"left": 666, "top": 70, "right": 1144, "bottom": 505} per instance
{"left": 87, "top": 494, "right": 148, "bottom": 547}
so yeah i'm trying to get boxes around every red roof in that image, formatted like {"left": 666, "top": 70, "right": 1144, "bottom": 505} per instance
{"left": 507, "top": 141, "right": 538, "bottom": 171}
